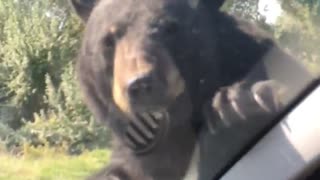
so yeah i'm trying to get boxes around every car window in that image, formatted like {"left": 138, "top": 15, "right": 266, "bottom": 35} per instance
{"left": 0, "top": 0, "right": 319, "bottom": 180}
{"left": 220, "top": 79, "right": 320, "bottom": 180}
{"left": 196, "top": 2, "right": 320, "bottom": 180}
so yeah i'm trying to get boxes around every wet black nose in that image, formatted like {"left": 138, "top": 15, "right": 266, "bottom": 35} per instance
{"left": 128, "top": 74, "right": 153, "bottom": 100}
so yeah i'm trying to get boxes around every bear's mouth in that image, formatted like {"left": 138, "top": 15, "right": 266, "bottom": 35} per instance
{"left": 123, "top": 110, "right": 169, "bottom": 154}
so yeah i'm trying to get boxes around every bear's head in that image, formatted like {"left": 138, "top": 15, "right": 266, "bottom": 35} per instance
{"left": 71, "top": 0, "right": 223, "bottom": 153}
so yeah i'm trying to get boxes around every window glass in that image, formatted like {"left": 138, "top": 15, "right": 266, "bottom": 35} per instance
{"left": 0, "top": 0, "right": 319, "bottom": 180}
{"left": 200, "top": 1, "right": 320, "bottom": 180}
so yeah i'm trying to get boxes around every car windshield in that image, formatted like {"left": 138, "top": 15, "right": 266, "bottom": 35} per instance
{"left": 0, "top": 0, "right": 319, "bottom": 180}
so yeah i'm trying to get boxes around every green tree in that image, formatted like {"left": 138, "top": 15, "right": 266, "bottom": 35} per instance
{"left": 275, "top": 1, "right": 320, "bottom": 75}
{"left": 222, "top": 0, "right": 264, "bottom": 22}
{"left": 284, "top": 0, "right": 320, "bottom": 16}
{"left": 221, "top": 0, "right": 320, "bottom": 75}
{"left": 0, "top": 0, "right": 82, "bottom": 126}
{"left": 0, "top": 0, "right": 110, "bottom": 153}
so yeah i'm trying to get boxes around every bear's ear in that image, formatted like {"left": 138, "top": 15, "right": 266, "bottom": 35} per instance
{"left": 69, "top": 0, "right": 96, "bottom": 22}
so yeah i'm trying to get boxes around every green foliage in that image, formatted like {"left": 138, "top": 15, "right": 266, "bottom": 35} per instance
{"left": 0, "top": 110, "right": 110, "bottom": 155}
{"left": 282, "top": 0, "right": 320, "bottom": 17}
{"left": 0, "top": 0, "right": 82, "bottom": 122}
{"left": 274, "top": 2, "right": 320, "bottom": 75}
{"left": 223, "top": 0, "right": 320, "bottom": 75}
{"left": 17, "top": 112, "right": 110, "bottom": 154}
{"left": 222, "top": 0, "right": 264, "bottom": 22}
{"left": 0, "top": 123, "right": 16, "bottom": 146}
{"left": 0, "top": 0, "right": 111, "bottom": 153}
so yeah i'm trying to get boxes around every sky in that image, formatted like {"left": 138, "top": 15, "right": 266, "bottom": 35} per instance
{"left": 258, "top": 0, "right": 283, "bottom": 24}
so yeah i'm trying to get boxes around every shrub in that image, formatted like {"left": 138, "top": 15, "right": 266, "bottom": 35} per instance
{"left": 0, "top": 0, "right": 111, "bottom": 153}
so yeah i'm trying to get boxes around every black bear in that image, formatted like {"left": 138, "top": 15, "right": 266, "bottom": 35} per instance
{"left": 69, "top": 0, "right": 312, "bottom": 179}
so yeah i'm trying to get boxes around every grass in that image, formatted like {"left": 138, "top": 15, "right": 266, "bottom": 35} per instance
{"left": 0, "top": 147, "right": 111, "bottom": 180}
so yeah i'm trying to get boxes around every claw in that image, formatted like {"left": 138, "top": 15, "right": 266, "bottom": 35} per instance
{"left": 212, "top": 90, "right": 232, "bottom": 127}
{"left": 230, "top": 99, "right": 247, "bottom": 120}
{"left": 126, "top": 125, "right": 148, "bottom": 146}
{"left": 140, "top": 113, "right": 159, "bottom": 130}
{"left": 123, "top": 111, "right": 168, "bottom": 154}
{"left": 131, "top": 117, "right": 155, "bottom": 140}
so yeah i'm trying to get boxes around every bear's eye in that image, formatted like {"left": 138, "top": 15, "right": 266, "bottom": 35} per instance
{"left": 102, "top": 33, "right": 116, "bottom": 66}
{"left": 103, "top": 34, "right": 116, "bottom": 50}
{"left": 162, "top": 21, "right": 179, "bottom": 35}
{"left": 150, "top": 19, "right": 180, "bottom": 37}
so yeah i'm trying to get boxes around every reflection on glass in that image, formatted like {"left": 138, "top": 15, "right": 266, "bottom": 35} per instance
{"left": 199, "top": 1, "right": 320, "bottom": 180}
{"left": 220, "top": 83, "right": 320, "bottom": 180}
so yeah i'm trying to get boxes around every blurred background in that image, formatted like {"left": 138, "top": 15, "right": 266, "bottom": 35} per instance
{"left": 0, "top": 0, "right": 319, "bottom": 179}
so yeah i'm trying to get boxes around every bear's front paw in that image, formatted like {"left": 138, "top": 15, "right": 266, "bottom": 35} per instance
{"left": 204, "top": 80, "right": 287, "bottom": 133}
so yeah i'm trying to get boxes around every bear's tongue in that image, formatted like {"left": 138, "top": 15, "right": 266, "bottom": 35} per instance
{"left": 123, "top": 111, "right": 169, "bottom": 154}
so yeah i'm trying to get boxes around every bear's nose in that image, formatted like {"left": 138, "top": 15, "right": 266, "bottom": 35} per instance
{"left": 127, "top": 73, "right": 153, "bottom": 100}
